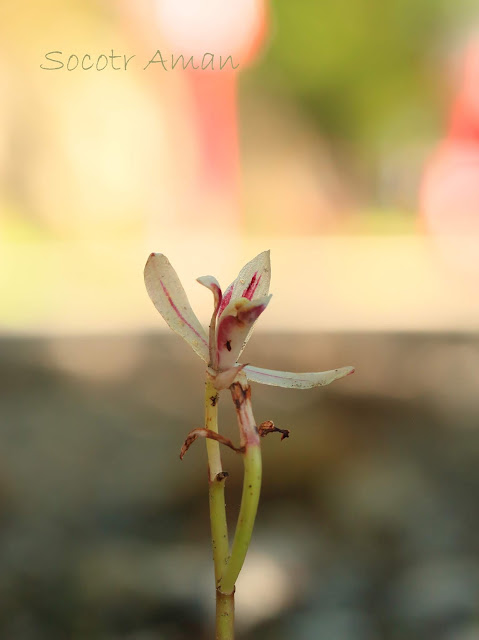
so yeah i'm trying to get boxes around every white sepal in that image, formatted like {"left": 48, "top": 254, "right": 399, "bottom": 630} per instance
{"left": 243, "top": 365, "right": 355, "bottom": 389}
{"left": 144, "top": 253, "right": 209, "bottom": 362}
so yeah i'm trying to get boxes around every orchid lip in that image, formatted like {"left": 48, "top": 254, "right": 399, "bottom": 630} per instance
{"left": 215, "top": 295, "right": 272, "bottom": 370}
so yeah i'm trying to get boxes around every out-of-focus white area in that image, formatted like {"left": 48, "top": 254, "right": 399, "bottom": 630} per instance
{"left": 156, "top": 0, "right": 264, "bottom": 59}
{"left": 1, "top": 234, "right": 478, "bottom": 334}
{"left": 235, "top": 550, "right": 294, "bottom": 629}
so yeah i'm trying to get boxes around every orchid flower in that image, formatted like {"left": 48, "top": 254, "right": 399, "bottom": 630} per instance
{"left": 144, "top": 250, "right": 354, "bottom": 640}
{"left": 144, "top": 250, "right": 354, "bottom": 391}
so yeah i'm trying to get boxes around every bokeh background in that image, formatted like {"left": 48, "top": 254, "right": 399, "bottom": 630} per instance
{"left": 1, "top": 1, "right": 479, "bottom": 639}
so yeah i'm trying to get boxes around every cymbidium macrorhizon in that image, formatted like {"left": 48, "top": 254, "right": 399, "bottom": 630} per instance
{"left": 144, "top": 250, "right": 354, "bottom": 639}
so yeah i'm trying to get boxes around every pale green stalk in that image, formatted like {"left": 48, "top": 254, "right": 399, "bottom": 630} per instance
{"left": 204, "top": 377, "right": 229, "bottom": 586}
{"left": 219, "top": 378, "right": 262, "bottom": 596}
{"left": 205, "top": 376, "right": 235, "bottom": 639}
{"left": 220, "top": 444, "right": 261, "bottom": 595}
{"left": 215, "top": 589, "right": 235, "bottom": 640}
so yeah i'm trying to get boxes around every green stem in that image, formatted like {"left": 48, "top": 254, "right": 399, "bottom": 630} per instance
{"left": 204, "top": 378, "right": 229, "bottom": 586}
{"left": 215, "top": 589, "right": 235, "bottom": 640}
{"left": 220, "top": 379, "right": 262, "bottom": 595}
{"left": 220, "top": 444, "right": 261, "bottom": 594}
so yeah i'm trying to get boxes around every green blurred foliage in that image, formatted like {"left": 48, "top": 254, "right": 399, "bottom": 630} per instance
{"left": 250, "top": 0, "right": 463, "bottom": 145}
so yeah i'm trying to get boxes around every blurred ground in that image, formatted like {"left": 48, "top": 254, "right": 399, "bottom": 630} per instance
{"left": 1, "top": 332, "right": 478, "bottom": 639}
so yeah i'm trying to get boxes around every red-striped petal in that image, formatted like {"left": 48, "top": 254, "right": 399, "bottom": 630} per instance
{"left": 144, "top": 253, "right": 209, "bottom": 362}
{"left": 217, "top": 250, "right": 271, "bottom": 319}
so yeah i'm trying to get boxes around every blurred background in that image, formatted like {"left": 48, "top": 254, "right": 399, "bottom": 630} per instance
{"left": 1, "top": 1, "right": 479, "bottom": 638}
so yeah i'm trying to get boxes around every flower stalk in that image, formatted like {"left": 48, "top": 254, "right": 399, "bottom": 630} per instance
{"left": 204, "top": 377, "right": 229, "bottom": 586}
{"left": 215, "top": 588, "right": 235, "bottom": 640}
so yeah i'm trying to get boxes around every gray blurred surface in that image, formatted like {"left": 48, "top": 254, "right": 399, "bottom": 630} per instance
{"left": 0, "top": 333, "right": 478, "bottom": 639}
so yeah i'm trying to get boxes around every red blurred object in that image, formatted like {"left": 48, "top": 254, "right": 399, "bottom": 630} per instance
{"left": 421, "top": 41, "right": 479, "bottom": 237}
{"left": 156, "top": 0, "right": 269, "bottom": 223}
{"left": 188, "top": 70, "right": 239, "bottom": 195}
{"left": 448, "top": 43, "right": 479, "bottom": 141}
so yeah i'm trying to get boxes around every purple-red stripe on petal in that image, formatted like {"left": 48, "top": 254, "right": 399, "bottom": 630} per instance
{"left": 160, "top": 280, "right": 208, "bottom": 346}
{"left": 242, "top": 272, "right": 262, "bottom": 300}
{"left": 217, "top": 283, "right": 233, "bottom": 317}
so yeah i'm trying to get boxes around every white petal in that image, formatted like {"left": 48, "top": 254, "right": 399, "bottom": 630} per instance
{"left": 144, "top": 253, "right": 209, "bottom": 362}
{"left": 196, "top": 275, "right": 222, "bottom": 312}
{"left": 243, "top": 365, "right": 355, "bottom": 389}
{"left": 197, "top": 275, "right": 222, "bottom": 366}
{"left": 217, "top": 250, "right": 271, "bottom": 318}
